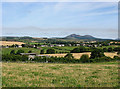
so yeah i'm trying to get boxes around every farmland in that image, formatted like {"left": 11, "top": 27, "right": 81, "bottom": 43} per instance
{"left": 2, "top": 61, "right": 119, "bottom": 87}
{"left": 1, "top": 40, "right": 120, "bottom": 87}
{"left": 2, "top": 47, "right": 118, "bottom": 59}
{"left": 43, "top": 52, "right": 118, "bottom": 59}
{"left": 0, "top": 41, "right": 25, "bottom": 46}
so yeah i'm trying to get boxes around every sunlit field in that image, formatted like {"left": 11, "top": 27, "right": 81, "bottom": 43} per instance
{"left": 44, "top": 52, "right": 118, "bottom": 59}
{"left": 2, "top": 61, "right": 119, "bottom": 87}
{"left": 1, "top": 41, "right": 25, "bottom": 46}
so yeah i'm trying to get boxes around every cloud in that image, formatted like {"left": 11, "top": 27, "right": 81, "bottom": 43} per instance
{"left": 2, "top": 2, "right": 118, "bottom": 39}
{"left": 1, "top": 0, "right": 119, "bottom": 2}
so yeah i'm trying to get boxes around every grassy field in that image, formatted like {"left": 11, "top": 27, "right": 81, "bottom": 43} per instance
{"left": 2, "top": 61, "right": 119, "bottom": 87}
{"left": 2, "top": 48, "right": 41, "bottom": 55}
{"left": 2, "top": 47, "right": 70, "bottom": 55}
{"left": 0, "top": 41, "right": 25, "bottom": 46}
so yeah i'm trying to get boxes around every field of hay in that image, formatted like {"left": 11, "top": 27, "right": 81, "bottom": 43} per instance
{"left": 0, "top": 41, "right": 25, "bottom": 46}
{"left": 2, "top": 62, "right": 118, "bottom": 87}
{"left": 43, "top": 52, "right": 118, "bottom": 59}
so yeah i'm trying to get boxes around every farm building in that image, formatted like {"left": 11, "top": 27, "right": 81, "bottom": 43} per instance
{"left": 20, "top": 53, "right": 37, "bottom": 60}
{"left": 20, "top": 53, "right": 37, "bottom": 56}
{"left": 37, "top": 55, "right": 50, "bottom": 57}
{"left": 20, "top": 53, "right": 50, "bottom": 60}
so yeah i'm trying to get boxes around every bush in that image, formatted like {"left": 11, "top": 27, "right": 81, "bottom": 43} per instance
{"left": 90, "top": 48, "right": 105, "bottom": 59}
{"left": 10, "top": 50, "right": 15, "bottom": 55}
{"left": 33, "top": 56, "right": 46, "bottom": 62}
{"left": 2, "top": 54, "right": 28, "bottom": 62}
{"left": 103, "top": 48, "right": 108, "bottom": 52}
{"left": 71, "top": 46, "right": 87, "bottom": 53}
{"left": 113, "top": 47, "right": 120, "bottom": 52}
{"left": 16, "top": 49, "right": 24, "bottom": 55}
{"left": 46, "top": 48, "right": 55, "bottom": 54}
{"left": 108, "top": 47, "right": 113, "bottom": 52}
{"left": 28, "top": 50, "right": 32, "bottom": 53}
{"left": 40, "top": 49, "right": 45, "bottom": 54}
{"left": 64, "top": 53, "right": 74, "bottom": 59}
{"left": 93, "top": 56, "right": 112, "bottom": 62}
{"left": 113, "top": 56, "right": 120, "bottom": 60}
{"left": 80, "top": 54, "right": 89, "bottom": 63}
{"left": 117, "top": 51, "right": 120, "bottom": 55}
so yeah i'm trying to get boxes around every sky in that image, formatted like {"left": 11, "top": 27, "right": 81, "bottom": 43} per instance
{"left": 2, "top": 2, "right": 118, "bottom": 39}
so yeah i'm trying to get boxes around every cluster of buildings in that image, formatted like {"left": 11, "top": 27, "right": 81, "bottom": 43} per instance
{"left": 1, "top": 41, "right": 113, "bottom": 49}
{"left": 20, "top": 53, "right": 50, "bottom": 60}
{"left": 41, "top": 44, "right": 65, "bottom": 47}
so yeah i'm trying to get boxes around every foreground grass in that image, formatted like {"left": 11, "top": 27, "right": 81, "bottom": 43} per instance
{"left": 2, "top": 61, "right": 119, "bottom": 87}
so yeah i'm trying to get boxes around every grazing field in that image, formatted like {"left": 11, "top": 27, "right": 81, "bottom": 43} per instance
{"left": 44, "top": 52, "right": 118, "bottom": 59}
{"left": 2, "top": 48, "right": 41, "bottom": 55}
{"left": 0, "top": 41, "right": 25, "bottom": 46}
{"left": 2, "top": 62, "right": 118, "bottom": 87}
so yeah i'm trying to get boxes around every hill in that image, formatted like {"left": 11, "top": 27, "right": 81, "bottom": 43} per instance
{"left": 65, "top": 34, "right": 96, "bottom": 39}
{"left": 64, "top": 34, "right": 112, "bottom": 41}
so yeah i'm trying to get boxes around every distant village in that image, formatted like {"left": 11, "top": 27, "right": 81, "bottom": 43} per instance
{"left": 1, "top": 41, "right": 112, "bottom": 49}
{"left": 1, "top": 40, "right": 115, "bottom": 49}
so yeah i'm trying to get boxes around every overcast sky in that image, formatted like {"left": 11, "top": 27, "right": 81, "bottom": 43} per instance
{"left": 2, "top": 2, "right": 118, "bottom": 39}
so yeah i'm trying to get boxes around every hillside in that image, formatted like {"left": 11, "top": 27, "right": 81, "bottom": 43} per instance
{"left": 1, "top": 34, "right": 113, "bottom": 43}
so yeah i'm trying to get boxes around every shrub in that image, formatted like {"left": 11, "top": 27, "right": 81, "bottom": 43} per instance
{"left": 28, "top": 50, "right": 32, "bottom": 53}
{"left": 33, "top": 56, "right": 46, "bottom": 62}
{"left": 113, "top": 47, "right": 120, "bottom": 52}
{"left": 117, "top": 51, "right": 120, "bottom": 55}
{"left": 2, "top": 54, "right": 28, "bottom": 62}
{"left": 40, "top": 49, "right": 45, "bottom": 54}
{"left": 80, "top": 54, "right": 89, "bottom": 63}
{"left": 71, "top": 46, "right": 86, "bottom": 53}
{"left": 46, "top": 48, "right": 55, "bottom": 54}
{"left": 108, "top": 47, "right": 113, "bottom": 52}
{"left": 93, "top": 56, "right": 112, "bottom": 62}
{"left": 16, "top": 49, "right": 24, "bottom": 55}
{"left": 10, "top": 50, "right": 15, "bottom": 55}
{"left": 113, "top": 56, "right": 120, "bottom": 60}
{"left": 90, "top": 48, "right": 105, "bottom": 59}
{"left": 64, "top": 53, "right": 74, "bottom": 59}
{"left": 103, "top": 48, "right": 108, "bottom": 52}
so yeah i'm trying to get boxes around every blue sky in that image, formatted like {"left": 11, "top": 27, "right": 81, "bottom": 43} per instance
{"left": 2, "top": 2, "right": 118, "bottom": 39}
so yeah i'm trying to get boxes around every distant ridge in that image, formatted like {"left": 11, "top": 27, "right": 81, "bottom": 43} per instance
{"left": 65, "top": 34, "right": 98, "bottom": 40}
{"left": 1, "top": 34, "right": 113, "bottom": 41}
{"left": 64, "top": 34, "right": 112, "bottom": 40}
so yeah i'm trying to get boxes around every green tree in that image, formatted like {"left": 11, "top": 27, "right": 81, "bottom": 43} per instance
{"left": 79, "top": 46, "right": 86, "bottom": 52}
{"left": 90, "top": 49, "right": 105, "bottom": 59}
{"left": 113, "top": 47, "right": 120, "bottom": 52}
{"left": 64, "top": 53, "right": 74, "bottom": 59}
{"left": 117, "top": 51, "right": 120, "bottom": 55}
{"left": 71, "top": 48, "right": 80, "bottom": 53}
{"left": 108, "top": 47, "right": 113, "bottom": 52}
{"left": 71, "top": 46, "right": 86, "bottom": 53}
{"left": 46, "top": 48, "right": 55, "bottom": 54}
{"left": 40, "top": 49, "right": 45, "bottom": 54}
{"left": 80, "top": 54, "right": 89, "bottom": 63}
{"left": 10, "top": 50, "right": 15, "bottom": 55}
{"left": 103, "top": 48, "right": 108, "bottom": 52}
{"left": 16, "top": 49, "right": 24, "bottom": 55}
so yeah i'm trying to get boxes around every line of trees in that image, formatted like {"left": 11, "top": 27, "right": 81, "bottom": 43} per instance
{"left": 70, "top": 46, "right": 120, "bottom": 53}
{"left": 2, "top": 48, "right": 120, "bottom": 63}
{"left": 10, "top": 49, "right": 32, "bottom": 55}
